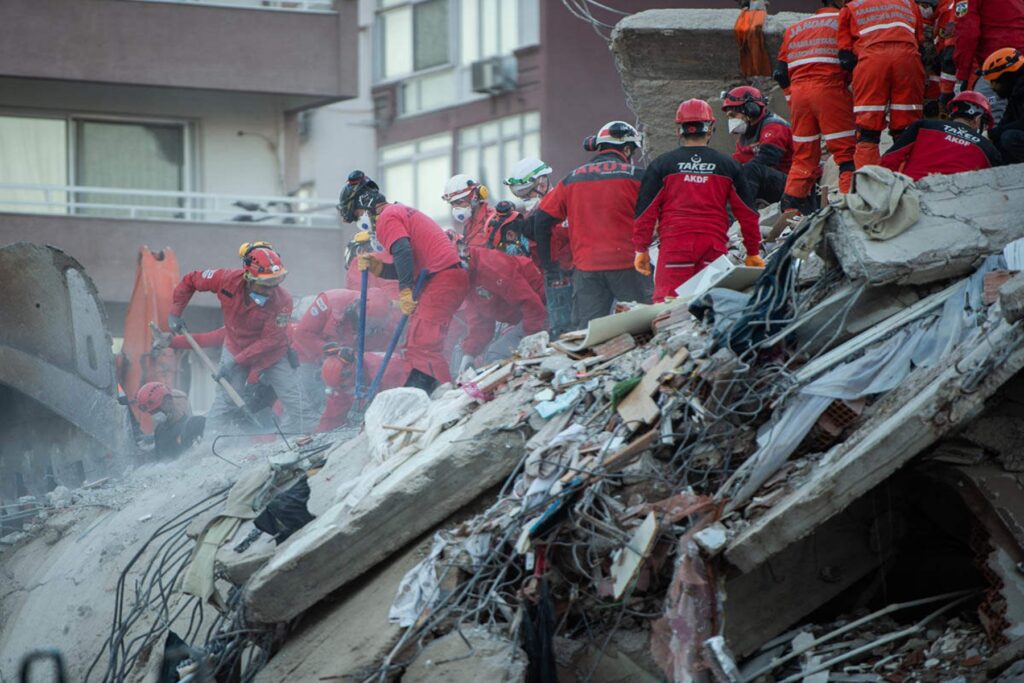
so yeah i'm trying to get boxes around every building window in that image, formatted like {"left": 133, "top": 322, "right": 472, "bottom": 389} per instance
{"left": 378, "top": 0, "right": 451, "bottom": 81}
{"left": 75, "top": 120, "right": 187, "bottom": 217}
{"left": 460, "top": 0, "right": 536, "bottom": 66}
{"left": 457, "top": 112, "right": 539, "bottom": 202}
{"left": 0, "top": 113, "right": 191, "bottom": 218}
{"left": 378, "top": 133, "right": 452, "bottom": 221}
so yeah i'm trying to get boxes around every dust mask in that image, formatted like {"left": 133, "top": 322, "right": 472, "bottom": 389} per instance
{"left": 451, "top": 206, "right": 469, "bottom": 224}
{"left": 919, "top": 6, "right": 933, "bottom": 18}
{"left": 523, "top": 197, "right": 541, "bottom": 213}
{"left": 728, "top": 118, "right": 748, "bottom": 135}
{"left": 358, "top": 214, "right": 372, "bottom": 232}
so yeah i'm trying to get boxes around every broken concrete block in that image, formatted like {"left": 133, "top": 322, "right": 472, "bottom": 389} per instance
{"left": 243, "top": 388, "right": 532, "bottom": 623}
{"left": 611, "top": 9, "right": 807, "bottom": 158}
{"left": 253, "top": 541, "right": 425, "bottom": 683}
{"left": 999, "top": 271, "right": 1024, "bottom": 324}
{"left": 828, "top": 166, "right": 1024, "bottom": 286}
{"left": 402, "top": 626, "right": 528, "bottom": 683}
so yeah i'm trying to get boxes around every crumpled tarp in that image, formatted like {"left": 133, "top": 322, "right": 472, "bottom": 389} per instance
{"left": 721, "top": 255, "right": 1005, "bottom": 511}
{"left": 365, "top": 387, "right": 431, "bottom": 463}
{"left": 841, "top": 166, "right": 921, "bottom": 241}
{"left": 388, "top": 533, "right": 446, "bottom": 627}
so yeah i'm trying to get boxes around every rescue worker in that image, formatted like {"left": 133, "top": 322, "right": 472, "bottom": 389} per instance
{"left": 338, "top": 170, "right": 469, "bottom": 393}
{"left": 774, "top": 0, "right": 856, "bottom": 213}
{"left": 442, "top": 174, "right": 498, "bottom": 249}
{"left": 344, "top": 230, "right": 399, "bottom": 297}
{"left": 954, "top": 0, "right": 1024, "bottom": 124}
{"left": 317, "top": 347, "right": 409, "bottom": 432}
{"left": 461, "top": 246, "right": 548, "bottom": 366}
{"left": 290, "top": 288, "right": 395, "bottom": 363}
{"left": 838, "top": 0, "right": 925, "bottom": 168}
{"left": 721, "top": 86, "right": 794, "bottom": 205}
{"left": 532, "top": 121, "right": 653, "bottom": 327}
{"left": 879, "top": 91, "right": 1001, "bottom": 177}
{"left": 168, "top": 246, "right": 312, "bottom": 434}
{"left": 634, "top": 99, "right": 764, "bottom": 303}
{"left": 982, "top": 48, "right": 1024, "bottom": 162}
{"left": 136, "top": 382, "right": 206, "bottom": 458}
{"left": 917, "top": 0, "right": 942, "bottom": 115}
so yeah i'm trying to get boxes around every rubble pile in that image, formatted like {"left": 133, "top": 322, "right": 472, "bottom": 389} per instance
{"left": 6, "top": 165, "right": 1024, "bottom": 682}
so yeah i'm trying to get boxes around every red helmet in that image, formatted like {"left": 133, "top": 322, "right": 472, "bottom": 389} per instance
{"left": 948, "top": 91, "right": 994, "bottom": 129}
{"left": 721, "top": 86, "right": 767, "bottom": 118}
{"left": 321, "top": 353, "right": 353, "bottom": 388}
{"left": 243, "top": 247, "right": 287, "bottom": 285}
{"left": 136, "top": 381, "right": 171, "bottom": 414}
{"left": 676, "top": 99, "right": 716, "bottom": 135}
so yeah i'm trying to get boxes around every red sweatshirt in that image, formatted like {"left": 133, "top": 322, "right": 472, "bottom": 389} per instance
{"left": 462, "top": 247, "right": 548, "bottom": 357}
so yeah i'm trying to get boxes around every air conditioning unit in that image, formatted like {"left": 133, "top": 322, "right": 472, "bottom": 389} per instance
{"left": 471, "top": 56, "right": 518, "bottom": 96}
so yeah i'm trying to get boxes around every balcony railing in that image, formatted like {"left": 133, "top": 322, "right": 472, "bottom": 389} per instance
{"left": 127, "top": 0, "right": 336, "bottom": 13}
{"left": 0, "top": 183, "right": 340, "bottom": 228}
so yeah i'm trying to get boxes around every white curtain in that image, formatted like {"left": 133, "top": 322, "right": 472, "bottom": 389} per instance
{"left": 0, "top": 116, "right": 68, "bottom": 214}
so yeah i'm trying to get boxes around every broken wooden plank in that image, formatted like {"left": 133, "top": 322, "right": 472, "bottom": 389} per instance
{"left": 617, "top": 348, "right": 688, "bottom": 427}
{"left": 592, "top": 332, "right": 636, "bottom": 360}
{"left": 726, "top": 317, "right": 1024, "bottom": 573}
{"left": 611, "top": 512, "right": 658, "bottom": 599}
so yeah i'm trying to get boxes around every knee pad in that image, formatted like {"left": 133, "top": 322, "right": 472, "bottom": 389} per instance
{"left": 856, "top": 128, "right": 882, "bottom": 144}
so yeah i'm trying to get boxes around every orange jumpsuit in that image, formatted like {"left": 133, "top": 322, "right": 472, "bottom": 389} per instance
{"left": 839, "top": 0, "right": 925, "bottom": 167}
{"left": 777, "top": 7, "right": 857, "bottom": 195}
{"left": 935, "top": 0, "right": 958, "bottom": 100}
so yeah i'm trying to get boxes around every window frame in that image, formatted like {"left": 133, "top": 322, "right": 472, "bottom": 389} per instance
{"left": 374, "top": 0, "right": 457, "bottom": 84}
{"left": 377, "top": 132, "right": 454, "bottom": 221}
{"left": 456, "top": 111, "right": 540, "bottom": 202}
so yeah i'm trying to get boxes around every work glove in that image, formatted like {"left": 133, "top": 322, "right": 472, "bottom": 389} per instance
{"left": 215, "top": 355, "right": 237, "bottom": 381}
{"left": 398, "top": 288, "right": 418, "bottom": 316}
{"left": 838, "top": 49, "right": 857, "bottom": 72}
{"left": 150, "top": 328, "right": 173, "bottom": 353}
{"left": 168, "top": 314, "right": 186, "bottom": 333}
{"left": 357, "top": 254, "right": 384, "bottom": 276}
{"left": 745, "top": 254, "right": 766, "bottom": 268}
{"left": 633, "top": 251, "right": 652, "bottom": 276}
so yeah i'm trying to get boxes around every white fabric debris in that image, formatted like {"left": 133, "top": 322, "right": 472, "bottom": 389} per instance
{"left": 389, "top": 533, "right": 447, "bottom": 628}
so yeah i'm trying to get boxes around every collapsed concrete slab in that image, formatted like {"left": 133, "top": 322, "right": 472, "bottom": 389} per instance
{"left": 828, "top": 166, "right": 1024, "bottom": 286}
{"left": 611, "top": 9, "right": 806, "bottom": 158}
{"left": 725, "top": 310, "right": 1024, "bottom": 573}
{"left": 403, "top": 626, "right": 528, "bottom": 683}
{"left": 243, "top": 388, "right": 532, "bottom": 623}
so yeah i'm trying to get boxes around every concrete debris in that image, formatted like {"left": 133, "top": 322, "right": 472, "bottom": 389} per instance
{"left": 402, "top": 626, "right": 528, "bottom": 683}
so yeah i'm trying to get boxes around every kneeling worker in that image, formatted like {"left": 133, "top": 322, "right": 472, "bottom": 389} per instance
{"left": 136, "top": 382, "right": 206, "bottom": 457}
{"left": 634, "top": 99, "right": 764, "bottom": 303}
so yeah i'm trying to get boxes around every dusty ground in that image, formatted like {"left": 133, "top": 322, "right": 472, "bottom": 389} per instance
{"left": 0, "top": 438, "right": 265, "bottom": 680}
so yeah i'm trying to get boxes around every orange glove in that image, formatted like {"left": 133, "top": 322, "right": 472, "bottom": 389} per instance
{"left": 398, "top": 288, "right": 418, "bottom": 316}
{"left": 357, "top": 254, "right": 384, "bottom": 276}
{"left": 745, "top": 254, "right": 766, "bottom": 268}
{"left": 634, "top": 251, "right": 652, "bottom": 276}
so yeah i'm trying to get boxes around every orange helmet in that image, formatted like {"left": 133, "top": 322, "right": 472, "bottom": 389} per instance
{"left": 239, "top": 241, "right": 274, "bottom": 260}
{"left": 320, "top": 349, "right": 355, "bottom": 388}
{"left": 137, "top": 382, "right": 171, "bottom": 414}
{"left": 948, "top": 91, "right": 994, "bottom": 129}
{"left": 243, "top": 247, "right": 287, "bottom": 285}
{"left": 676, "top": 99, "right": 716, "bottom": 135}
{"left": 721, "top": 86, "right": 767, "bottom": 118}
{"left": 979, "top": 48, "right": 1023, "bottom": 81}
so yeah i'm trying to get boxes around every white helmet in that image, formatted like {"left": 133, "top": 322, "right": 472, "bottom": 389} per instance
{"left": 503, "top": 157, "right": 553, "bottom": 198}
{"left": 442, "top": 174, "right": 485, "bottom": 204}
{"left": 595, "top": 121, "right": 642, "bottom": 149}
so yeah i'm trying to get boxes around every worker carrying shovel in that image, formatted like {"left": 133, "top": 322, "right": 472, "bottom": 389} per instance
{"left": 167, "top": 245, "right": 313, "bottom": 435}
{"left": 337, "top": 170, "right": 469, "bottom": 395}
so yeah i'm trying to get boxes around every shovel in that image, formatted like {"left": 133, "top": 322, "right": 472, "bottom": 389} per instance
{"left": 354, "top": 269, "right": 369, "bottom": 400}
{"left": 151, "top": 321, "right": 261, "bottom": 427}
{"left": 363, "top": 269, "right": 430, "bottom": 407}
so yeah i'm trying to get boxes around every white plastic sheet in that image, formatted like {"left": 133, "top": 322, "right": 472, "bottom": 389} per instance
{"left": 364, "top": 387, "right": 431, "bottom": 463}
{"left": 389, "top": 533, "right": 446, "bottom": 627}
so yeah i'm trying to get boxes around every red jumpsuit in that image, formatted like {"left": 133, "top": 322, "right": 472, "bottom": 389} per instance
{"left": 936, "top": 1, "right": 958, "bottom": 99}
{"left": 777, "top": 7, "right": 857, "bottom": 196}
{"left": 171, "top": 269, "right": 291, "bottom": 384}
{"left": 375, "top": 203, "right": 469, "bottom": 384}
{"left": 878, "top": 118, "right": 1002, "bottom": 178}
{"left": 954, "top": 0, "right": 1024, "bottom": 84}
{"left": 317, "top": 353, "right": 409, "bottom": 432}
{"left": 459, "top": 202, "right": 499, "bottom": 249}
{"left": 634, "top": 146, "right": 761, "bottom": 303}
{"left": 290, "top": 288, "right": 394, "bottom": 363}
{"left": 462, "top": 247, "right": 548, "bottom": 358}
{"left": 839, "top": 0, "right": 925, "bottom": 167}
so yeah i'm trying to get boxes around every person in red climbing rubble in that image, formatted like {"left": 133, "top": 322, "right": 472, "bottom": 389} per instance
{"left": 343, "top": 229, "right": 400, "bottom": 298}
{"left": 879, "top": 90, "right": 1002, "bottom": 179}
{"left": 531, "top": 121, "right": 653, "bottom": 327}
{"left": 167, "top": 245, "right": 313, "bottom": 434}
{"left": 634, "top": 99, "right": 764, "bottom": 304}
{"left": 317, "top": 347, "right": 409, "bottom": 431}
{"left": 721, "top": 85, "right": 794, "bottom": 206}
{"left": 774, "top": 0, "right": 856, "bottom": 214}
{"left": 461, "top": 246, "right": 548, "bottom": 367}
{"left": 838, "top": 0, "right": 926, "bottom": 168}
{"left": 442, "top": 174, "right": 499, "bottom": 249}
{"left": 338, "top": 170, "right": 469, "bottom": 394}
